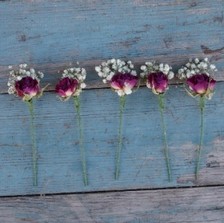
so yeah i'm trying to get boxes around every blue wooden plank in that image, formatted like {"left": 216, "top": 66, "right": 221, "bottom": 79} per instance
{"left": 0, "top": 0, "right": 223, "bottom": 92}
{"left": 0, "top": 83, "right": 223, "bottom": 196}
{"left": 1, "top": 0, "right": 223, "bottom": 64}
{"left": 0, "top": 187, "right": 223, "bottom": 222}
{"left": 0, "top": 0, "right": 223, "bottom": 196}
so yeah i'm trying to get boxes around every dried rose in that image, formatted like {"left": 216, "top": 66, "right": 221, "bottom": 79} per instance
{"left": 177, "top": 58, "right": 217, "bottom": 181}
{"left": 15, "top": 76, "right": 41, "bottom": 101}
{"left": 146, "top": 72, "right": 169, "bottom": 94}
{"left": 55, "top": 77, "right": 79, "bottom": 99}
{"left": 186, "top": 73, "right": 216, "bottom": 98}
{"left": 110, "top": 72, "right": 138, "bottom": 96}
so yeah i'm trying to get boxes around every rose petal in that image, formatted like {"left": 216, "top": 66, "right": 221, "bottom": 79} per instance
{"left": 187, "top": 74, "right": 210, "bottom": 95}
{"left": 147, "top": 72, "right": 168, "bottom": 94}
{"left": 55, "top": 77, "right": 79, "bottom": 98}
{"left": 110, "top": 72, "right": 138, "bottom": 95}
{"left": 15, "top": 76, "right": 40, "bottom": 99}
{"left": 209, "top": 79, "right": 216, "bottom": 91}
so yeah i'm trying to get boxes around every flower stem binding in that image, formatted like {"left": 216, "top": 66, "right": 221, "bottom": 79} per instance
{"left": 115, "top": 95, "right": 126, "bottom": 180}
{"left": 26, "top": 100, "right": 38, "bottom": 186}
{"left": 74, "top": 96, "right": 88, "bottom": 186}
{"left": 158, "top": 94, "right": 171, "bottom": 182}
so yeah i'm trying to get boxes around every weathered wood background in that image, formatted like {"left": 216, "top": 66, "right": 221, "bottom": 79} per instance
{"left": 0, "top": 0, "right": 224, "bottom": 222}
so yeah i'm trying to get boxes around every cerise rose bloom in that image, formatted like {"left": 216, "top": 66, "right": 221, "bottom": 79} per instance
{"left": 110, "top": 72, "right": 138, "bottom": 96}
{"left": 15, "top": 76, "right": 40, "bottom": 100}
{"left": 146, "top": 72, "right": 168, "bottom": 94}
{"left": 55, "top": 77, "right": 79, "bottom": 99}
{"left": 186, "top": 74, "right": 216, "bottom": 96}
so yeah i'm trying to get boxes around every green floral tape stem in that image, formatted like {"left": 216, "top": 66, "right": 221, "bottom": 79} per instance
{"left": 26, "top": 100, "right": 38, "bottom": 186}
{"left": 74, "top": 96, "right": 88, "bottom": 186}
{"left": 158, "top": 94, "right": 172, "bottom": 182}
{"left": 195, "top": 96, "right": 205, "bottom": 181}
{"left": 115, "top": 95, "right": 126, "bottom": 180}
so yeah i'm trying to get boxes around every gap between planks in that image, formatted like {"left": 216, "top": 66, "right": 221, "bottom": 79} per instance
{"left": 0, "top": 185, "right": 224, "bottom": 223}
{"left": 1, "top": 184, "right": 224, "bottom": 199}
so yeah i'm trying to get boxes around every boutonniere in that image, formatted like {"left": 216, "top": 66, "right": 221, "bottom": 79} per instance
{"left": 8, "top": 64, "right": 45, "bottom": 186}
{"left": 177, "top": 58, "right": 216, "bottom": 181}
{"left": 55, "top": 67, "right": 88, "bottom": 186}
{"left": 95, "top": 59, "right": 139, "bottom": 179}
{"left": 141, "top": 61, "right": 174, "bottom": 181}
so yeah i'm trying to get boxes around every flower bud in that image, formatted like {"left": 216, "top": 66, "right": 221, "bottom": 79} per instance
{"left": 15, "top": 76, "right": 40, "bottom": 101}
{"left": 55, "top": 77, "right": 79, "bottom": 99}
{"left": 146, "top": 72, "right": 169, "bottom": 94}
{"left": 110, "top": 72, "right": 138, "bottom": 96}
{"left": 186, "top": 73, "right": 216, "bottom": 97}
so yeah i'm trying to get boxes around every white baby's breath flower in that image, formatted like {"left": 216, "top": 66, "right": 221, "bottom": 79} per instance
{"left": 8, "top": 86, "right": 15, "bottom": 94}
{"left": 62, "top": 67, "right": 86, "bottom": 84}
{"left": 186, "top": 70, "right": 192, "bottom": 78}
{"left": 168, "top": 71, "right": 174, "bottom": 79}
{"left": 210, "top": 64, "right": 216, "bottom": 70}
{"left": 145, "top": 61, "right": 153, "bottom": 66}
{"left": 80, "top": 83, "right": 86, "bottom": 89}
{"left": 131, "top": 70, "right": 137, "bottom": 76}
{"left": 17, "top": 76, "right": 22, "bottom": 80}
{"left": 164, "top": 64, "right": 170, "bottom": 71}
{"left": 30, "top": 68, "right": 35, "bottom": 74}
{"left": 194, "top": 58, "right": 199, "bottom": 64}
{"left": 177, "top": 58, "right": 217, "bottom": 79}
{"left": 186, "top": 63, "right": 191, "bottom": 68}
{"left": 191, "top": 64, "right": 196, "bottom": 69}
{"left": 95, "top": 59, "right": 136, "bottom": 84}
{"left": 140, "top": 65, "right": 147, "bottom": 71}
{"left": 95, "top": 66, "right": 101, "bottom": 73}
{"left": 140, "top": 61, "right": 174, "bottom": 80}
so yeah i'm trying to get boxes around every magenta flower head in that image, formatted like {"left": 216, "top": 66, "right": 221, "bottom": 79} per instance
{"left": 110, "top": 72, "right": 138, "bottom": 96}
{"left": 141, "top": 61, "right": 174, "bottom": 95}
{"left": 95, "top": 59, "right": 138, "bottom": 96}
{"left": 55, "top": 67, "right": 86, "bottom": 101}
{"left": 56, "top": 77, "right": 79, "bottom": 98}
{"left": 187, "top": 74, "right": 216, "bottom": 98}
{"left": 147, "top": 72, "right": 169, "bottom": 94}
{"left": 15, "top": 76, "right": 40, "bottom": 99}
{"left": 178, "top": 58, "right": 217, "bottom": 99}
{"left": 8, "top": 64, "right": 44, "bottom": 101}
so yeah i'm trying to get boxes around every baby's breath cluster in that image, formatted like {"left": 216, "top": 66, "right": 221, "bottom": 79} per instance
{"left": 177, "top": 58, "right": 217, "bottom": 79}
{"left": 95, "top": 59, "right": 137, "bottom": 83}
{"left": 140, "top": 61, "right": 174, "bottom": 79}
{"left": 7, "top": 64, "right": 44, "bottom": 95}
{"left": 62, "top": 67, "right": 87, "bottom": 95}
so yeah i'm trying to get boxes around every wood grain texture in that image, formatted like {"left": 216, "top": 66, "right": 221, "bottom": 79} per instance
{"left": 0, "top": 0, "right": 224, "bottom": 92}
{"left": 0, "top": 186, "right": 224, "bottom": 223}
{"left": 0, "top": 0, "right": 224, "bottom": 197}
{"left": 0, "top": 82, "right": 223, "bottom": 196}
